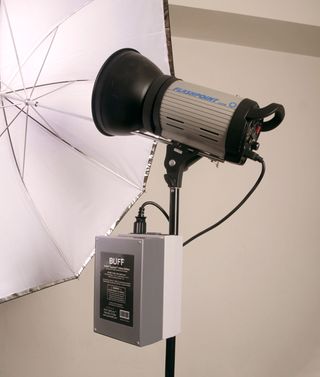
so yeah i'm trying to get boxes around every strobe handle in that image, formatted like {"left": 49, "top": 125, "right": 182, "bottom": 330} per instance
{"left": 247, "top": 103, "right": 285, "bottom": 132}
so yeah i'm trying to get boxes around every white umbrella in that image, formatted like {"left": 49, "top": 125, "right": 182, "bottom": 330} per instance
{"left": 0, "top": 0, "right": 171, "bottom": 302}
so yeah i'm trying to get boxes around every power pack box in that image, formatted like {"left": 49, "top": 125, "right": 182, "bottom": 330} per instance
{"left": 94, "top": 234, "right": 183, "bottom": 347}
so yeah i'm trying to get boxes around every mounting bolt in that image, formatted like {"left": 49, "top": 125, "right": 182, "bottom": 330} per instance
{"left": 169, "top": 159, "right": 176, "bottom": 167}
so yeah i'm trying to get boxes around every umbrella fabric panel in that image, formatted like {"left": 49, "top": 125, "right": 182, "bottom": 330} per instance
{"left": 29, "top": 81, "right": 155, "bottom": 189}
{"left": 0, "top": 101, "right": 28, "bottom": 176}
{"left": 0, "top": 130, "right": 74, "bottom": 302}
{"left": 40, "top": 0, "right": 170, "bottom": 82}
{"left": 0, "top": 0, "right": 94, "bottom": 90}
{"left": 23, "top": 117, "right": 144, "bottom": 274}
{"left": 1, "top": 0, "right": 170, "bottom": 90}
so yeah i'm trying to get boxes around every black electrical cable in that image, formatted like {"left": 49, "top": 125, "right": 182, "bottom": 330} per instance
{"left": 140, "top": 200, "right": 169, "bottom": 221}
{"left": 135, "top": 160, "right": 266, "bottom": 247}
{"left": 183, "top": 159, "right": 266, "bottom": 247}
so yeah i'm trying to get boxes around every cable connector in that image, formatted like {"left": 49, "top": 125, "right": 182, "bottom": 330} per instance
{"left": 246, "top": 150, "right": 264, "bottom": 163}
{"left": 132, "top": 201, "right": 169, "bottom": 235}
{"left": 133, "top": 208, "right": 147, "bottom": 234}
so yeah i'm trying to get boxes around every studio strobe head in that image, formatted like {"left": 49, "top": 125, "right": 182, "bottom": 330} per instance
{"left": 92, "top": 49, "right": 285, "bottom": 164}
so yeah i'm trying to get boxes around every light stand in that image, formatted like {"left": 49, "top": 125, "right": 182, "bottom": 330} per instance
{"left": 91, "top": 48, "right": 285, "bottom": 377}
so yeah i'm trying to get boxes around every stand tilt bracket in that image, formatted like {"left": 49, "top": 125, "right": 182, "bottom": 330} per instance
{"left": 164, "top": 143, "right": 201, "bottom": 189}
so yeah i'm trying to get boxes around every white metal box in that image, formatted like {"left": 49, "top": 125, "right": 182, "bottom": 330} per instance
{"left": 94, "top": 234, "right": 183, "bottom": 347}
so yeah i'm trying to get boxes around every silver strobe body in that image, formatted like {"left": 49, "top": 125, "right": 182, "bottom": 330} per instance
{"left": 159, "top": 81, "right": 243, "bottom": 161}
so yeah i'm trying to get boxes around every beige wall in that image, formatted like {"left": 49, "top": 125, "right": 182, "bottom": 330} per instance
{"left": 1, "top": 8, "right": 320, "bottom": 377}
{"left": 171, "top": 38, "right": 320, "bottom": 377}
{"left": 170, "top": 0, "right": 320, "bottom": 26}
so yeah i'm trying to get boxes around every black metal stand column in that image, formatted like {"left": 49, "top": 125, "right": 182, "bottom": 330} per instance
{"left": 163, "top": 143, "right": 201, "bottom": 377}
{"left": 165, "top": 187, "right": 179, "bottom": 377}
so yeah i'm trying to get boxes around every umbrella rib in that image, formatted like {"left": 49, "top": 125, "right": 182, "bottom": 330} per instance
{"left": 28, "top": 106, "right": 141, "bottom": 190}
{"left": 36, "top": 103, "right": 92, "bottom": 122}
{"left": 0, "top": 98, "right": 23, "bottom": 177}
{"left": 20, "top": 185, "right": 76, "bottom": 276}
{"left": 2, "top": 1, "right": 27, "bottom": 97}
{"left": 0, "top": 103, "right": 26, "bottom": 139}
{"left": 0, "top": 80, "right": 25, "bottom": 101}
{"left": 0, "top": 101, "right": 24, "bottom": 109}
{"left": 28, "top": 104, "right": 57, "bottom": 134}
{"left": 22, "top": 107, "right": 29, "bottom": 179}
{"left": 29, "top": 27, "right": 59, "bottom": 99}
{"left": 33, "top": 80, "right": 87, "bottom": 101}
{"left": 0, "top": 89, "right": 24, "bottom": 108}
{"left": 3, "top": 80, "right": 89, "bottom": 100}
